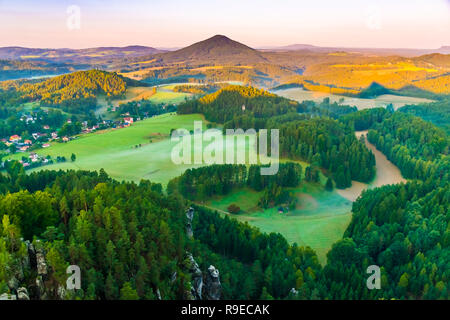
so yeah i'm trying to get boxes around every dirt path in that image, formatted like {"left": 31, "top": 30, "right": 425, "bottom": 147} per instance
{"left": 337, "top": 130, "right": 406, "bottom": 201}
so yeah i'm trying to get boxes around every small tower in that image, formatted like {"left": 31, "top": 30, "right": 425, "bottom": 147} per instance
{"left": 242, "top": 105, "right": 246, "bottom": 111}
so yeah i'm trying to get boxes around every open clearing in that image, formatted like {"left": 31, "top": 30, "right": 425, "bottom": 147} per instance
{"left": 205, "top": 182, "right": 352, "bottom": 264}
{"left": 273, "top": 87, "right": 433, "bottom": 110}
{"left": 96, "top": 85, "right": 192, "bottom": 118}
{"left": 11, "top": 114, "right": 265, "bottom": 185}
{"left": 12, "top": 102, "right": 407, "bottom": 265}
{"left": 11, "top": 114, "right": 207, "bottom": 184}
{"left": 203, "top": 131, "right": 406, "bottom": 264}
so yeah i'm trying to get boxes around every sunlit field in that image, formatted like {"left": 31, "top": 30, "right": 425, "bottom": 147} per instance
{"left": 274, "top": 87, "right": 434, "bottom": 110}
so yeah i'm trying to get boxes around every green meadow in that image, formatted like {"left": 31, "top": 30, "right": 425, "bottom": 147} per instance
{"left": 205, "top": 182, "right": 352, "bottom": 264}
{"left": 150, "top": 84, "right": 192, "bottom": 104}
{"left": 274, "top": 87, "right": 434, "bottom": 110}
{"left": 9, "top": 111, "right": 354, "bottom": 263}
{"left": 10, "top": 113, "right": 207, "bottom": 183}
{"left": 10, "top": 113, "right": 264, "bottom": 184}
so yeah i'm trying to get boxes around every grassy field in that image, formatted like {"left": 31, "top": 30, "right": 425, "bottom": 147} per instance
{"left": 9, "top": 113, "right": 267, "bottom": 185}
{"left": 204, "top": 182, "right": 352, "bottom": 264}
{"left": 8, "top": 111, "right": 351, "bottom": 263}
{"left": 273, "top": 88, "right": 434, "bottom": 110}
{"left": 148, "top": 88, "right": 191, "bottom": 104}
{"left": 96, "top": 85, "right": 192, "bottom": 118}
{"left": 10, "top": 113, "right": 211, "bottom": 183}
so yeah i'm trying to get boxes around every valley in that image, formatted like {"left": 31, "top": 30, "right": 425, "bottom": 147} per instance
{"left": 0, "top": 77, "right": 424, "bottom": 265}
{"left": 0, "top": 28, "right": 448, "bottom": 301}
{"left": 273, "top": 87, "right": 435, "bottom": 110}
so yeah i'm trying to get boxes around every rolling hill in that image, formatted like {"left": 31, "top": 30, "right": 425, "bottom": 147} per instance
{"left": 3, "top": 35, "right": 450, "bottom": 96}
{"left": 151, "top": 35, "right": 268, "bottom": 65}
{"left": 0, "top": 45, "right": 165, "bottom": 63}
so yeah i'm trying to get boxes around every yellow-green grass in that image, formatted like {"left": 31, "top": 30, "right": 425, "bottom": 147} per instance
{"left": 148, "top": 89, "right": 191, "bottom": 104}
{"left": 8, "top": 111, "right": 352, "bottom": 262}
{"left": 8, "top": 113, "right": 266, "bottom": 185}
{"left": 8, "top": 113, "right": 208, "bottom": 183}
{"left": 96, "top": 85, "right": 191, "bottom": 119}
{"left": 204, "top": 182, "right": 352, "bottom": 265}
{"left": 274, "top": 88, "right": 434, "bottom": 110}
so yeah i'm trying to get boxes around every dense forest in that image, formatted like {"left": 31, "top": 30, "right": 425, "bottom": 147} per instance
{"left": 367, "top": 112, "right": 449, "bottom": 182}
{"left": 178, "top": 85, "right": 299, "bottom": 124}
{"left": 17, "top": 70, "right": 128, "bottom": 113}
{"left": 276, "top": 118, "right": 375, "bottom": 188}
{"left": 169, "top": 163, "right": 302, "bottom": 208}
{"left": 178, "top": 86, "right": 376, "bottom": 188}
{"left": 0, "top": 167, "right": 323, "bottom": 300}
{"left": 191, "top": 205, "right": 322, "bottom": 299}
{"left": 398, "top": 100, "right": 450, "bottom": 134}
{"left": 320, "top": 180, "right": 449, "bottom": 299}
{"left": 0, "top": 76, "right": 448, "bottom": 300}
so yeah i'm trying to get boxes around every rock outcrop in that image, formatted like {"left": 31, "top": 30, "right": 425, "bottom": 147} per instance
{"left": 36, "top": 247, "right": 48, "bottom": 278}
{"left": 0, "top": 293, "right": 17, "bottom": 300}
{"left": 203, "top": 265, "right": 221, "bottom": 300}
{"left": 186, "top": 207, "right": 194, "bottom": 239}
{"left": 184, "top": 252, "right": 203, "bottom": 300}
{"left": 17, "top": 287, "right": 30, "bottom": 300}
{"left": 183, "top": 206, "right": 222, "bottom": 300}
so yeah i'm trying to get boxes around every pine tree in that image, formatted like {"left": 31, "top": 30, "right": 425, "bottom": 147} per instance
{"left": 325, "top": 177, "right": 334, "bottom": 191}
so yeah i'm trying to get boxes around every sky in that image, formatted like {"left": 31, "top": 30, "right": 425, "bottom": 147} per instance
{"left": 0, "top": 0, "right": 449, "bottom": 49}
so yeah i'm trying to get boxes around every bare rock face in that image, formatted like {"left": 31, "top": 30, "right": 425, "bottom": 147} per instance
{"left": 156, "top": 288, "right": 162, "bottom": 300}
{"left": 36, "top": 248, "right": 48, "bottom": 277}
{"left": 7, "top": 276, "right": 19, "bottom": 291}
{"left": 0, "top": 293, "right": 17, "bottom": 300}
{"left": 204, "top": 265, "right": 221, "bottom": 300}
{"left": 290, "top": 288, "right": 299, "bottom": 296}
{"left": 35, "top": 276, "right": 48, "bottom": 300}
{"left": 57, "top": 285, "right": 66, "bottom": 300}
{"left": 26, "top": 240, "right": 37, "bottom": 270}
{"left": 17, "top": 287, "right": 30, "bottom": 300}
{"left": 186, "top": 207, "right": 194, "bottom": 239}
{"left": 185, "top": 252, "right": 203, "bottom": 300}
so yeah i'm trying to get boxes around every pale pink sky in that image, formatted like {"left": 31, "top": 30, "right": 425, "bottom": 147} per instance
{"left": 0, "top": 0, "right": 449, "bottom": 49}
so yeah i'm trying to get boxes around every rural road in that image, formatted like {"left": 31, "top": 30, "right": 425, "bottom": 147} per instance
{"left": 336, "top": 130, "right": 406, "bottom": 202}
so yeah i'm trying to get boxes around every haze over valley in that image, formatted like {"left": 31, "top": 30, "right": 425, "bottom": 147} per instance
{"left": 0, "top": 0, "right": 448, "bottom": 303}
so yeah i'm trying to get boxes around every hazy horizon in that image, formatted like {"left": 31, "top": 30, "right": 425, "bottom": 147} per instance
{"left": 0, "top": 0, "right": 449, "bottom": 49}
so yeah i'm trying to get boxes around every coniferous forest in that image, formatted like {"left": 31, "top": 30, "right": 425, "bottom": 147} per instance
{"left": 1, "top": 84, "right": 447, "bottom": 300}
{"left": 0, "top": 4, "right": 449, "bottom": 305}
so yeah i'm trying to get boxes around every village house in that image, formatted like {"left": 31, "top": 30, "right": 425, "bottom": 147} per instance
{"left": 24, "top": 139, "right": 32, "bottom": 145}
{"left": 62, "top": 136, "right": 69, "bottom": 142}
{"left": 29, "top": 153, "right": 39, "bottom": 162}
{"left": 123, "top": 117, "right": 134, "bottom": 126}
{"left": 43, "top": 125, "right": 50, "bottom": 130}
{"left": 42, "top": 143, "right": 51, "bottom": 148}
{"left": 9, "top": 135, "right": 21, "bottom": 142}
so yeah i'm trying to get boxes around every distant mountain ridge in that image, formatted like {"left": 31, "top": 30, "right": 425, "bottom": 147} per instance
{"left": 0, "top": 46, "right": 165, "bottom": 63}
{"left": 260, "top": 44, "right": 450, "bottom": 56}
